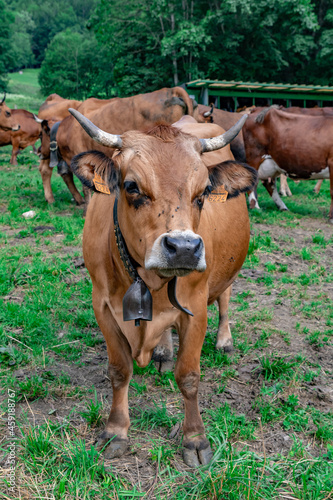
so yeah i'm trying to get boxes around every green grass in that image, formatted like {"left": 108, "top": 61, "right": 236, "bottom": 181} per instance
{"left": 6, "top": 69, "right": 43, "bottom": 113}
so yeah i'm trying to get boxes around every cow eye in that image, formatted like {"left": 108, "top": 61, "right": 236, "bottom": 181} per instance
{"left": 5, "top": 111, "right": 10, "bottom": 117}
{"left": 195, "top": 186, "right": 212, "bottom": 210}
{"left": 124, "top": 181, "right": 140, "bottom": 195}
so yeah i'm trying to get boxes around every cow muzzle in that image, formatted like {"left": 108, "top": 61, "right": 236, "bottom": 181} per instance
{"left": 145, "top": 230, "right": 206, "bottom": 277}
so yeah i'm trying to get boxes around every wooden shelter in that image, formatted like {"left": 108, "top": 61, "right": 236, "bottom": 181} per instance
{"left": 186, "top": 79, "right": 333, "bottom": 111}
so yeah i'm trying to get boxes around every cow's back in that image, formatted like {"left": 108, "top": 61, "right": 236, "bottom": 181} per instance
{"left": 58, "top": 89, "right": 196, "bottom": 164}
{"left": 38, "top": 97, "right": 82, "bottom": 121}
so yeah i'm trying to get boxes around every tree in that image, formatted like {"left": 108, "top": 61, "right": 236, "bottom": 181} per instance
{"left": 6, "top": 0, "right": 97, "bottom": 67}
{"left": 0, "top": 0, "right": 15, "bottom": 90}
{"left": 200, "top": 0, "right": 319, "bottom": 84}
{"left": 4, "top": 11, "right": 36, "bottom": 71}
{"left": 39, "top": 29, "right": 113, "bottom": 99}
{"left": 91, "top": 0, "right": 213, "bottom": 95}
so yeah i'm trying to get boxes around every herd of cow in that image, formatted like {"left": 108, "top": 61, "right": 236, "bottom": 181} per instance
{"left": 0, "top": 89, "right": 331, "bottom": 220}
{"left": 1, "top": 87, "right": 332, "bottom": 467}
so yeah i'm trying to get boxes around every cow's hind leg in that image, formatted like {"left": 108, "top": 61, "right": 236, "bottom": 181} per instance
{"left": 279, "top": 174, "right": 292, "bottom": 197}
{"left": 263, "top": 179, "right": 288, "bottom": 211}
{"left": 215, "top": 286, "right": 233, "bottom": 352}
{"left": 175, "top": 310, "right": 213, "bottom": 467}
{"left": 248, "top": 188, "right": 260, "bottom": 209}
{"left": 93, "top": 297, "right": 132, "bottom": 458}
{"left": 314, "top": 179, "right": 323, "bottom": 195}
{"left": 152, "top": 328, "right": 174, "bottom": 372}
{"left": 328, "top": 164, "right": 333, "bottom": 223}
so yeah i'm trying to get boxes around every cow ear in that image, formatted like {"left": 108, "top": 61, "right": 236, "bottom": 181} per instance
{"left": 209, "top": 160, "right": 258, "bottom": 198}
{"left": 41, "top": 120, "right": 50, "bottom": 135}
{"left": 71, "top": 151, "right": 120, "bottom": 193}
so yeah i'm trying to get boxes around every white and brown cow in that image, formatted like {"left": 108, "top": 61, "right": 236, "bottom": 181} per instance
{"left": 243, "top": 107, "right": 333, "bottom": 221}
{"left": 69, "top": 109, "right": 257, "bottom": 467}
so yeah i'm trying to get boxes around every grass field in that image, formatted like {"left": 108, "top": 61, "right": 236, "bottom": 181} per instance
{"left": 0, "top": 116, "right": 332, "bottom": 497}
{"left": 5, "top": 69, "right": 42, "bottom": 114}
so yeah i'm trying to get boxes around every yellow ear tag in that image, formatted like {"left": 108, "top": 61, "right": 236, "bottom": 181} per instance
{"left": 93, "top": 173, "right": 111, "bottom": 195}
{"left": 208, "top": 185, "right": 228, "bottom": 203}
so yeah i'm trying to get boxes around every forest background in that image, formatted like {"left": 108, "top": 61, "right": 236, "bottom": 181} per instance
{"left": 0, "top": 0, "right": 332, "bottom": 99}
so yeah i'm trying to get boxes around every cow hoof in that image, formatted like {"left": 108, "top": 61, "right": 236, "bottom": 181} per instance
{"left": 215, "top": 338, "right": 234, "bottom": 353}
{"left": 183, "top": 438, "right": 213, "bottom": 467}
{"left": 156, "top": 359, "right": 174, "bottom": 373}
{"left": 104, "top": 437, "right": 128, "bottom": 459}
{"left": 95, "top": 431, "right": 128, "bottom": 458}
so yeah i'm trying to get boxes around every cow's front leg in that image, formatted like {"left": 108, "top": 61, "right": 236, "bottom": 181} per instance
{"left": 93, "top": 299, "right": 132, "bottom": 458}
{"left": 82, "top": 185, "right": 92, "bottom": 216}
{"left": 10, "top": 146, "right": 19, "bottom": 165}
{"left": 215, "top": 285, "right": 233, "bottom": 352}
{"left": 175, "top": 312, "right": 213, "bottom": 467}
{"left": 61, "top": 172, "right": 85, "bottom": 205}
{"left": 39, "top": 159, "right": 54, "bottom": 203}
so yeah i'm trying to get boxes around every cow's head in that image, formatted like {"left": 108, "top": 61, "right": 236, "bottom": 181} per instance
{"left": 34, "top": 117, "right": 56, "bottom": 160}
{"left": 195, "top": 104, "right": 214, "bottom": 124}
{"left": 0, "top": 93, "right": 20, "bottom": 132}
{"left": 70, "top": 109, "right": 257, "bottom": 279}
{"left": 38, "top": 119, "right": 51, "bottom": 159}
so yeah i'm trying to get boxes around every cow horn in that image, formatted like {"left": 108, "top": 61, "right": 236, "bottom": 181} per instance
{"left": 1, "top": 92, "right": 6, "bottom": 104}
{"left": 200, "top": 114, "right": 248, "bottom": 152}
{"left": 33, "top": 114, "right": 43, "bottom": 123}
{"left": 203, "top": 104, "right": 214, "bottom": 117}
{"left": 69, "top": 108, "right": 122, "bottom": 148}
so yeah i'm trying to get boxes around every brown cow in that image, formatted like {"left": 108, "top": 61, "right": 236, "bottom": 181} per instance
{"left": 38, "top": 93, "right": 82, "bottom": 121}
{"left": 279, "top": 107, "right": 333, "bottom": 198}
{"left": 69, "top": 109, "right": 257, "bottom": 466}
{"left": 281, "top": 106, "right": 333, "bottom": 116}
{"left": 243, "top": 106, "right": 333, "bottom": 222}
{"left": 157, "top": 114, "right": 240, "bottom": 358}
{"left": 0, "top": 94, "right": 41, "bottom": 165}
{"left": 36, "top": 94, "right": 82, "bottom": 203}
{"left": 195, "top": 104, "right": 247, "bottom": 162}
{"left": 0, "top": 93, "right": 20, "bottom": 132}
{"left": 39, "top": 87, "right": 195, "bottom": 207}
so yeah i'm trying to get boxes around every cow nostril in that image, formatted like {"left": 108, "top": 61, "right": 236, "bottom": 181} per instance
{"left": 193, "top": 238, "right": 203, "bottom": 257}
{"left": 162, "top": 236, "right": 177, "bottom": 254}
{"left": 162, "top": 235, "right": 203, "bottom": 259}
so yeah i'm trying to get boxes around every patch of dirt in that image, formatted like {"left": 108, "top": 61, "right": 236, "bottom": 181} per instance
{"left": 1, "top": 214, "right": 332, "bottom": 493}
